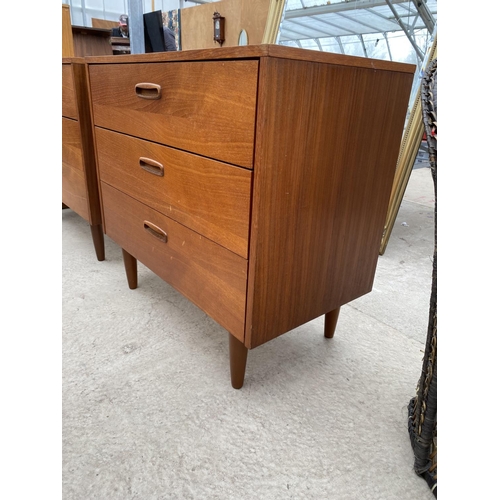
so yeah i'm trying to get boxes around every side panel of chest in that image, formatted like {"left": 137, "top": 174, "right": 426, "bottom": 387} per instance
{"left": 246, "top": 56, "right": 414, "bottom": 348}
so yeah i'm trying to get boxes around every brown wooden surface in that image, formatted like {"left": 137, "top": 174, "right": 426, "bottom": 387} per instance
{"left": 62, "top": 117, "right": 84, "bottom": 173}
{"left": 62, "top": 5, "right": 74, "bottom": 57}
{"left": 110, "top": 37, "right": 131, "bottom": 55}
{"left": 245, "top": 56, "right": 414, "bottom": 348}
{"left": 86, "top": 48, "right": 415, "bottom": 386}
{"left": 62, "top": 163, "right": 89, "bottom": 220}
{"left": 240, "top": 0, "right": 272, "bottom": 45}
{"left": 101, "top": 183, "right": 248, "bottom": 340}
{"left": 228, "top": 333, "right": 248, "bottom": 389}
{"left": 92, "top": 18, "right": 119, "bottom": 30}
{"left": 89, "top": 60, "right": 258, "bottom": 168}
{"left": 62, "top": 59, "right": 104, "bottom": 259}
{"left": 95, "top": 127, "right": 252, "bottom": 258}
{"left": 180, "top": 0, "right": 269, "bottom": 51}
{"left": 72, "top": 26, "right": 113, "bottom": 57}
{"left": 90, "top": 225, "right": 105, "bottom": 261}
{"left": 122, "top": 249, "right": 138, "bottom": 289}
{"left": 84, "top": 45, "right": 269, "bottom": 64}
{"left": 62, "top": 64, "right": 78, "bottom": 119}
{"left": 62, "top": 83, "right": 88, "bottom": 223}
{"left": 84, "top": 44, "right": 415, "bottom": 74}
{"left": 71, "top": 62, "right": 101, "bottom": 227}
{"left": 324, "top": 308, "right": 341, "bottom": 339}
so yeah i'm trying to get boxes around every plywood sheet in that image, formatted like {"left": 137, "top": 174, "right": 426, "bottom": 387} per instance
{"left": 181, "top": 0, "right": 270, "bottom": 51}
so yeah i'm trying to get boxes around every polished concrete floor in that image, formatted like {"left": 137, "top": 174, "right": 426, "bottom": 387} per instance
{"left": 62, "top": 163, "right": 435, "bottom": 499}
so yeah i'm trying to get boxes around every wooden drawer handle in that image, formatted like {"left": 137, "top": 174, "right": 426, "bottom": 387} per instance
{"left": 135, "top": 82, "right": 162, "bottom": 100}
{"left": 143, "top": 221, "right": 168, "bottom": 243}
{"left": 139, "top": 157, "right": 164, "bottom": 176}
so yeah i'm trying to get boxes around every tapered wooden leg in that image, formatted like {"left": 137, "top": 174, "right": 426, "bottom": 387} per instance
{"left": 324, "top": 307, "right": 341, "bottom": 338}
{"left": 122, "top": 249, "right": 138, "bottom": 290}
{"left": 229, "top": 333, "right": 248, "bottom": 389}
{"left": 90, "top": 224, "right": 105, "bottom": 261}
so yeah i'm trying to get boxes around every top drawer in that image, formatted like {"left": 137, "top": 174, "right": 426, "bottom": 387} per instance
{"left": 62, "top": 64, "right": 78, "bottom": 119}
{"left": 88, "top": 60, "right": 258, "bottom": 169}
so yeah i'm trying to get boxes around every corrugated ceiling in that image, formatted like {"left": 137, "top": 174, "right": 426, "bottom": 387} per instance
{"left": 281, "top": 1, "right": 437, "bottom": 40}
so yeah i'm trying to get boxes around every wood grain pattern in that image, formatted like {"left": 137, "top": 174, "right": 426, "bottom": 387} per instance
{"left": 62, "top": 64, "right": 77, "bottom": 119}
{"left": 62, "top": 162, "right": 89, "bottom": 220}
{"left": 72, "top": 26, "right": 113, "bottom": 57}
{"left": 71, "top": 62, "right": 101, "bottom": 227}
{"left": 179, "top": 0, "right": 270, "bottom": 51}
{"left": 245, "top": 56, "right": 414, "bottom": 348}
{"left": 324, "top": 308, "right": 341, "bottom": 339}
{"left": 85, "top": 44, "right": 415, "bottom": 74}
{"left": 228, "top": 333, "right": 248, "bottom": 389}
{"left": 122, "top": 249, "right": 138, "bottom": 290}
{"left": 101, "top": 183, "right": 248, "bottom": 340}
{"left": 88, "top": 60, "right": 258, "bottom": 168}
{"left": 62, "top": 117, "right": 84, "bottom": 173}
{"left": 86, "top": 48, "right": 415, "bottom": 386}
{"left": 95, "top": 127, "right": 252, "bottom": 258}
{"left": 90, "top": 225, "right": 105, "bottom": 262}
{"left": 62, "top": 5, "right": 74, "bottom": 57}
{"left": 62, "top": 59, "right": 104, "bottom": 260}
{"left": 92, "top": 18, "right": 119, "bottom": 30}
{"left": 84, "top": 46, "right": 270, "bottom": 64}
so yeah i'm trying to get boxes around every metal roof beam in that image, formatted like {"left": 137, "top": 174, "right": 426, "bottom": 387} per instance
{"left": 308, "top": 15, "right": 359, "bottom": 36}
{"left": 280, "top": 26, "right": 319, "bottom": 40}
{"left": 385, "top": 0, "right": 424, "bottom": 60}
{"left": 383, "top": 32, "right": 393, "bottom": 61}
{"left": 314, "top": 38, "right": 324, "bottom": 51}
{"left": 335, "top": 37, "right": 345, "bottom": 55}
{"left": 336, "top": 11, "right": 385, "bottom": 33}
{"left": 364, "top": 6, "right": 401, "bottom": 29}
{"left": 411, "top": 0, "right": 436, "bottom": 32}
{"left": 358, "top": 35, "right": 368, "bottom": 57}
{"left": 365, "top": 6, "right": 427, "bottom": 32}
{"left": 285, "top": 18, "right": 337, "bottom": 38}
{"left": 285, "top": 0, "right": 410, "bottom": 20}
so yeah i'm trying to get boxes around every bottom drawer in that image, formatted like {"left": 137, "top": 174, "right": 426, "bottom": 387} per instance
{"left": 62, "top": 162, "right": 89, "bottom": 221}
{"left": 101, "top": 183, "right": 248, "bottom": 340}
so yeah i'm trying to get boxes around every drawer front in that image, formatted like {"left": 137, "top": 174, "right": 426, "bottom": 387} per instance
{"left": 62, "top": 64, "right": 78, "bottom": 119}
{"left": 62, "top": 162, "right": 89, "bottom": 221}
{"left": 96, "top": 127, "right": 251, "bottom": 258}
{"left": 62, "top": 117, "right": 84, "bottom": 173}
{"left": 101, "top": 183, "right": 247, "bottom": 340}
{"left": 89, "top": 60, "right": 258, "bottom": 168}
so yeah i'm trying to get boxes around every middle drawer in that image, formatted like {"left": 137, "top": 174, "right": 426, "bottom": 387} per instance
{"left": 96, "top": 127, "right": 252, "bottom": 258}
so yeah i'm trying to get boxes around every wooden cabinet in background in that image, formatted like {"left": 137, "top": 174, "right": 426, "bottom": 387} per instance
{"left": 86, "top": 45, "right": 415, "bottom": 388}
{"left": 62, "top": 5, "right": 115, "bottom": 58}
{"left": 62, "top": 58, "right": 104, "bottom": 261}
{"left": 71, "top": 26, "right": 113, "bottom": 57}
{"left": 62, "top": 5, "right": 74, "bottom": 57}
{"left": 110, "top": 36, "right": 131, "bottom": 55}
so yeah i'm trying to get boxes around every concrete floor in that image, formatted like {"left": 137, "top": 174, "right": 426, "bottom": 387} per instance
{"left": 62, "top": 164, "right": 435, "bottom": 499}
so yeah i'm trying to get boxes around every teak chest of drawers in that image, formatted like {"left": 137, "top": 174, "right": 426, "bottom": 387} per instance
{"left": 86, "top": 45, "right": 415, "bottom": 388}
{"left": 62, "top": 57, "right": 104, "bottom": 261}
